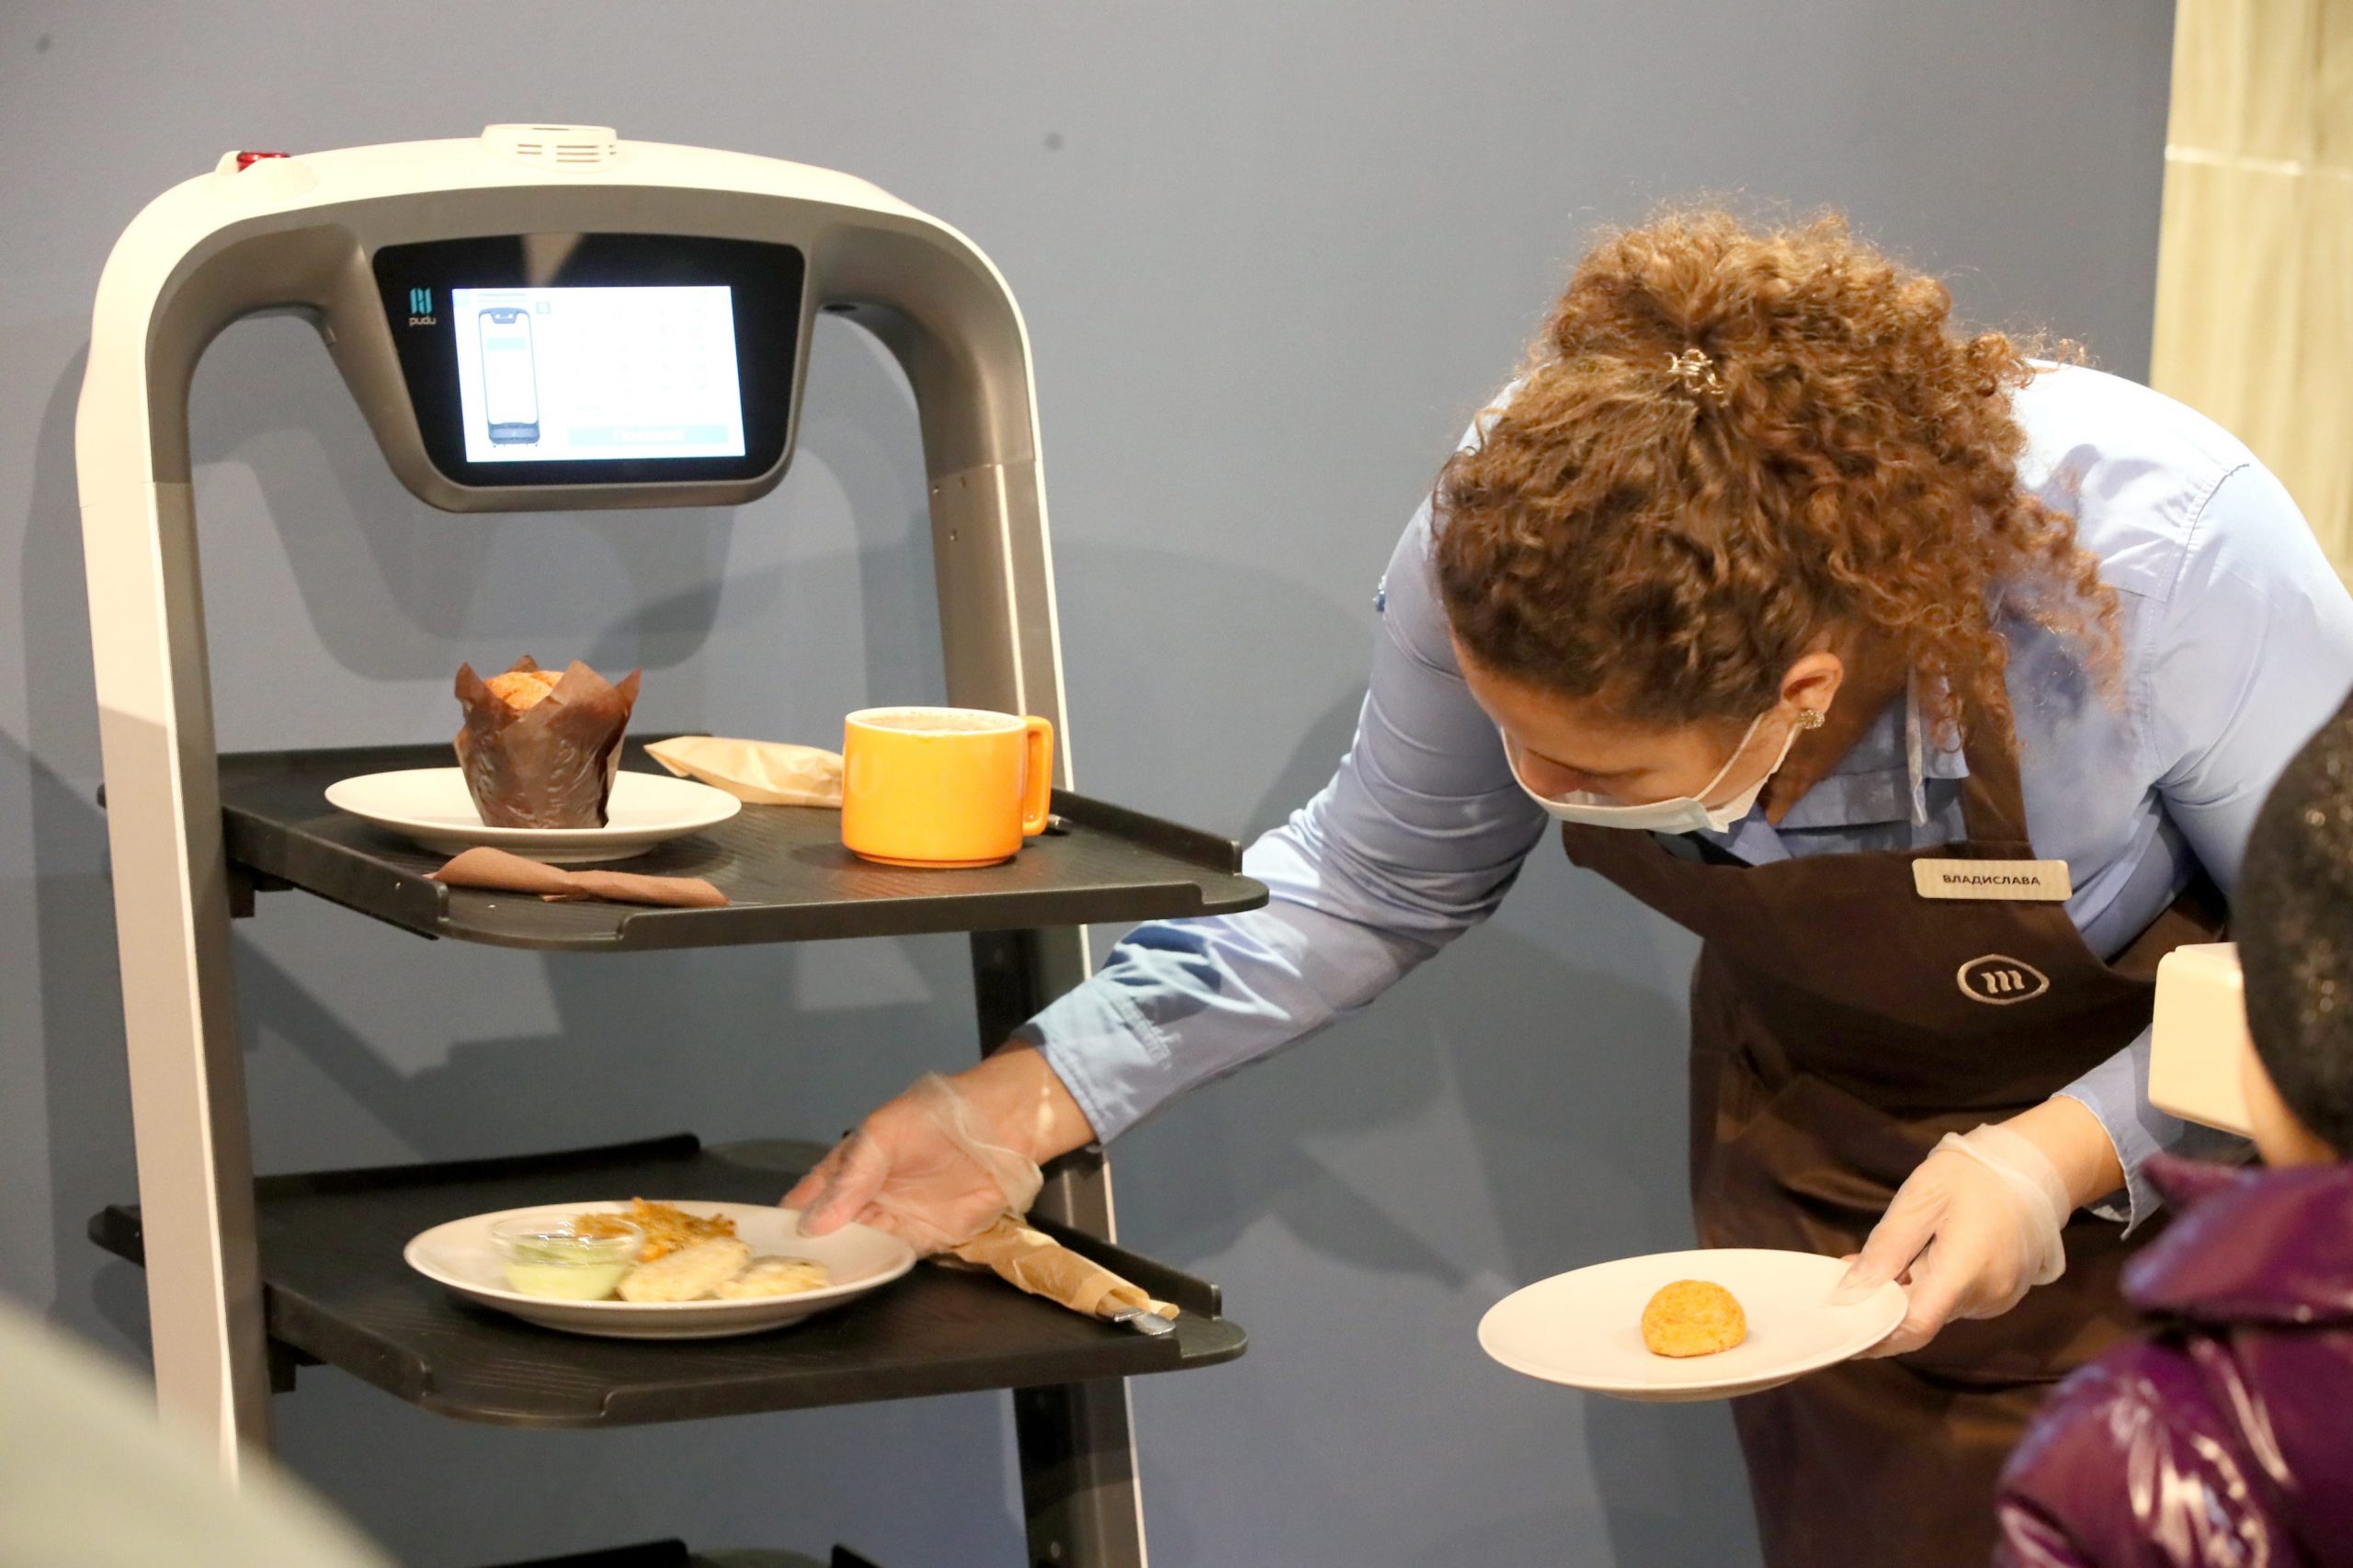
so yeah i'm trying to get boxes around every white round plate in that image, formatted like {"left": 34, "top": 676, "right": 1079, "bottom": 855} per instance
{"left": 1478, "top": 1248, "right": 1904, "bottom": 1403}
{"left": 404, "top": 1200, "right": 916, "bottom": 1339}
{"left": 326, "top": 767, "right": 740, "bottom": 865}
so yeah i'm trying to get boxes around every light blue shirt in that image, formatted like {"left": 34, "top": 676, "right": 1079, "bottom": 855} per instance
{"left": 1029, "top": 366, "right": 2353, "bottom": 1228}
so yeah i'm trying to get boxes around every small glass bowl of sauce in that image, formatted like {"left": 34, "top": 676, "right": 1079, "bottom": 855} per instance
{"left": 490, "top": 1215, "right": 643, "bottom": 1301}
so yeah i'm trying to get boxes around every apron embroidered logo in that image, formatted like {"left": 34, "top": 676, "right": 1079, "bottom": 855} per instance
{"left": 1957, "top": 954, "right": 2051, "bottom": 1006}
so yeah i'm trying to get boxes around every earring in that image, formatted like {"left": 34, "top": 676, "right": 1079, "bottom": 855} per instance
{"left": 1796, "top": 708, "right": 1826, "bottom": 731}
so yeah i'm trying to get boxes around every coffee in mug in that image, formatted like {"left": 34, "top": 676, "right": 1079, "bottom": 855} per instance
{"left": 840, "top": 706, "right": 1054, "bottom": 869}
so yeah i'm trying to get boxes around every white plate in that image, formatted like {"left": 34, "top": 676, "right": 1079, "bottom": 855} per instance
{"left": 404, "top": 1200, "right": 916, "bottom": 1339}
{"left": 1477, "top": 1248, "right": 1904, "bottom": 1403}
{"left": 326, "top": 767, "right": 741, "bottom": 865}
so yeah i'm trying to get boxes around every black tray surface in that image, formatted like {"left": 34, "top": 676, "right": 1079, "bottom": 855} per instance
{"left": 211, "top": 741, "right": 1267, "bottom": 950}
{"left": 476, "top": 1544, "right": 870, "bottom": 1568}
{"left": 88, "top": 1135, "right": 1245, "bottom": 1429}
{"left": 475, "top": 1544, "right": 877, "bottom": 1568}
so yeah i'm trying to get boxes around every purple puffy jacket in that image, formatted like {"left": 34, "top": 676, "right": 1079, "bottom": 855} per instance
{"left": 1995, "top": 1154, "right": 2353, "bottom": 1568}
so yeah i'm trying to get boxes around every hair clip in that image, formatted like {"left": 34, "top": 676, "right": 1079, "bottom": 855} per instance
{"left": 1665, "top": 348, "right": 1727, "bottom": 399}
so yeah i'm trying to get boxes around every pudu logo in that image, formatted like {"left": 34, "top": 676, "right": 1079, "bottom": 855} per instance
{"left": 405, "top": 286, "right": 437, "bottom": 327}
{"left": 1957, "top": 954, "right": 2051, "bottom": 1006}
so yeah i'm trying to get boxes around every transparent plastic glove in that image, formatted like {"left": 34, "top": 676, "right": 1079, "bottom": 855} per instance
{"left": 784, "top": 1073, "right": 1047, "bottom": 1255}
{"left": 1830, "top": 1122, "right": 2070, "bottom": 1358}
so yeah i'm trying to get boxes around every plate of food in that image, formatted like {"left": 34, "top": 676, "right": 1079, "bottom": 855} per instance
{"left": 404, "top": 1199, "right": 917, "bottom": 1339}
{"left": 327, "top": 655, "right": 739, "bottom": 864}
{"left": 327, "top": 767, "right": 740, "bottom": 864}
{"left": 1476, "top": 1248, "right": 1904, "bottom": 1403}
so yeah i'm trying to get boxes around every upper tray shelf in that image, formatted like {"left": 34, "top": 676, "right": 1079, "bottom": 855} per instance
{"left": 209, "top": 741, "right": 1267, "bottom": 950}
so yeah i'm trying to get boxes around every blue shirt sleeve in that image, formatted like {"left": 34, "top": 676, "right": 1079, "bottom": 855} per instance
{"left": 1031, "top": 498, "right": 1550, "bottom": 1139}
{"left": 2054, "top": 461, "right": 2353, "bottom": 1227}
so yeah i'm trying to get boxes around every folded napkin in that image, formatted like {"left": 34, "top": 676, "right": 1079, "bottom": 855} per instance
{"left": 645, "top": 736, "right": 844, "bottom": 808}
{"left": 946, "top": 1218, "right": 1180, "bottom": 1324}
{"left": 429, "top": 846, "right": 729, "bottom": 908}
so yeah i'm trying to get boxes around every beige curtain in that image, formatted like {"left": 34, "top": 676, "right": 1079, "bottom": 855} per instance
{"left": 2150, "top": 0, "right": 2353, "bottom": 579}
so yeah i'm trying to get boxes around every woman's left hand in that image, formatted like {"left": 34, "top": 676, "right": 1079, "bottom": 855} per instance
{"left": 1832, "top": 1101, "right": 2119, "bottom": 1357}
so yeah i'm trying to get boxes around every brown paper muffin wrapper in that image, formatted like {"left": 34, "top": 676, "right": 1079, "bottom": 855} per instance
{"left": 945, "top": 1219, "right": 1180, "bottom": 1323}
{"left": 454, "top": 657, "right": 642, "bottom": 829}
{"left": 430, "top": 846, "right": 727, "bottom": 907}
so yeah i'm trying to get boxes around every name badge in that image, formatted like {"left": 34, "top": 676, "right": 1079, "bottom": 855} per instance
{"left": 1914, "top": 858, "right": 2073, "bottom": 903}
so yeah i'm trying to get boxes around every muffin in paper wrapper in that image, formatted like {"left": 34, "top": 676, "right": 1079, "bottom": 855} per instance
{"left": 453, "top": 656, "right": 643, "bottom": 829}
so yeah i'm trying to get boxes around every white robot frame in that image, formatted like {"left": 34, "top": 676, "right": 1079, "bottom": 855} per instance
{"left": 76, "top": 127, "right": 1145, "bottom": 1563}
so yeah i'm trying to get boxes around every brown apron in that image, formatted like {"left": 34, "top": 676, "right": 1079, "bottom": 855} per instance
{"left": 1559, "top": 713, "right": 2224, "bottom": 1568}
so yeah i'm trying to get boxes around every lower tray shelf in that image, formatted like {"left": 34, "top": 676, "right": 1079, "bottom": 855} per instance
{"left": 88, "top": 1135, "right": 1245, "bottom": 1429}
{"left": 480, "top": 1544, "right": 876, "bottom": 1568}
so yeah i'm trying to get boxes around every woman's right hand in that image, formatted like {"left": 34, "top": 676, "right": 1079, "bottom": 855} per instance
{"left": 783, "top": 1046, "right": 1100, "bottom": 1255}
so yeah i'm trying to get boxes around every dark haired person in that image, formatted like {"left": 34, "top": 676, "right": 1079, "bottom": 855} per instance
{"left": 788, "top": 212, "right": 2353, "bottom": 1566}
{"left": 1995, "top": 688, "right": 2353, "bottom": 1567}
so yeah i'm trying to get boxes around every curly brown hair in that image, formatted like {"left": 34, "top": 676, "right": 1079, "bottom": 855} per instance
{"left": 1431, "top": 210, "right": 2119, "bottom": 742}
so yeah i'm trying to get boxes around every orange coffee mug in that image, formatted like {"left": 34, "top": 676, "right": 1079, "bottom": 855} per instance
{"left": 840, "top": 706, "right": 1055, "bottom": 869}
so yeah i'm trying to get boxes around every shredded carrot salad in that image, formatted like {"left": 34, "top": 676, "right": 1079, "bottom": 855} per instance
{"left": 576, "top": 1199, "right": 737, "bottom": 1263}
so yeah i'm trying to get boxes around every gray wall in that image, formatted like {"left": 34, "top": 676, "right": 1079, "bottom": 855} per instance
{"left": 0, "top": 3, "right": 2174, "bottom": 1564}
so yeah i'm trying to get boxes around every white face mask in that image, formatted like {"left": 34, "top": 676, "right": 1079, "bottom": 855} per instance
{"left": 1504, "top": 706, "right": 1814, "bottom": 835}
